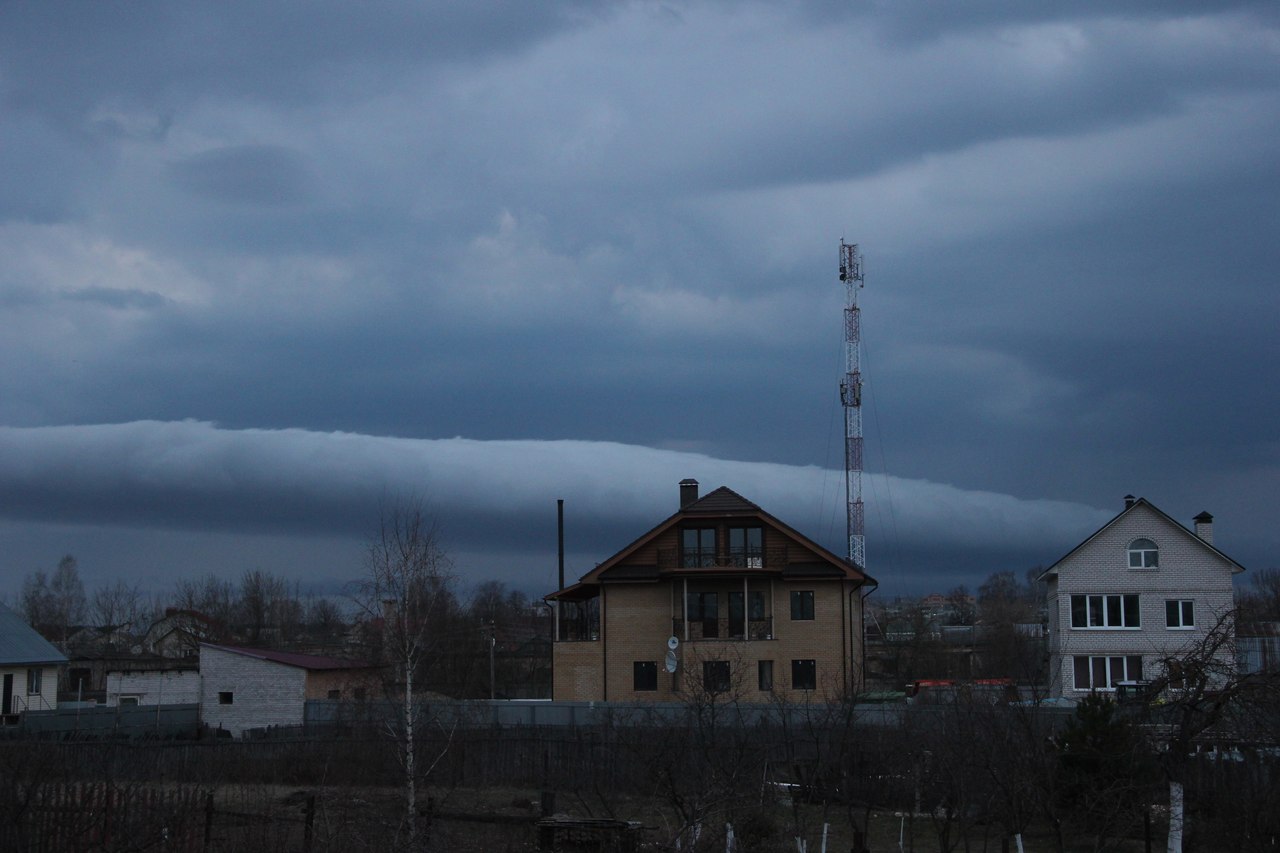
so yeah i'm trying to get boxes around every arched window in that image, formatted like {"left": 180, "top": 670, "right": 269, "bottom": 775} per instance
{"left": 1128, "top": 538, "right": 1159, "bottom": 569}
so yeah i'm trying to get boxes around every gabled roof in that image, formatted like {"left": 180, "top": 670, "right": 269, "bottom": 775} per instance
{"left": 1038, "top": 496, "right": 1246, "bottom": 580}
{"left": 550, "top": 485, "right": 872, "bottom": 597}
{"left": 200, "top": 643, "right": 374, "bottom": 671}
{"left": 0, "top": 602, "right": 68, "bottom": 666}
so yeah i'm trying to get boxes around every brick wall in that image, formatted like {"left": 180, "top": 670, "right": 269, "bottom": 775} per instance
{"left": 199, "top": 646, "right": 306, "bottom": 736}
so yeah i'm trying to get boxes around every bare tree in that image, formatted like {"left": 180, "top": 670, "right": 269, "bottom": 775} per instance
{"left": 350, "top": 499, "right": 455, "bottom": 851}
{"left": 21, "top": 555, "right": 86, "bottom": 643}
{"left": 171, "top": 573, "right": 236, "bottom": 627}
{"left": 90, "top": 579, "right": 145, "bottom": 629}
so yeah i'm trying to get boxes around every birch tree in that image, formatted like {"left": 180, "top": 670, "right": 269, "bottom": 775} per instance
{"left": 351, "top": 499, "right": 455, "bottom": 851}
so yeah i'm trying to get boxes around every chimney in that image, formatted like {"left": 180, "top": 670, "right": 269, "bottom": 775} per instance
{"left": 1193, "top": 511, "right": 1214, "bottom": 544}
{"left": 679, "top": 478, "right": 699, "bottom": 508}
{"left": 1123, "top": 494, "right": 1136, "bottom": 510}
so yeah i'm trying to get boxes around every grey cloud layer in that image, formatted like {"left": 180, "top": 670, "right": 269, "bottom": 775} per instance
{"left": 0, "top": 421, "right": 1113, "bottom": 585}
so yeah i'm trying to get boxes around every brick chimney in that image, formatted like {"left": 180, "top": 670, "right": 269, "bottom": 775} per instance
{"left": 1193, "top": 511, "right": 1214, "bottom": 544}
{"left": 1123, "top": 494, "right": 1137, "bottom": 510}
{"left": 679, "top": 479, "right": 699, "bottom": 508}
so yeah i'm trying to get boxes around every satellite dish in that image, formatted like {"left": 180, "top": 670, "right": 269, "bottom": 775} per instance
{"left": 667, "top": 635, "right": 679, "bottom": 651}
{"left": 665, "top": 650, "right": 678, "bottom": 673}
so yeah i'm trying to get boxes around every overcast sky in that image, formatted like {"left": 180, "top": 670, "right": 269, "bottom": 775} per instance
{"left": 1, "top": 2, "right": 1276, "bottom": 603}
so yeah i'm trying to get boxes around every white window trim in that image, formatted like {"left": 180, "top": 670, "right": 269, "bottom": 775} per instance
{"left": 1069, "top": 593, "right": 1141, "bottom": 630}
{"left": 1127, "top": 538, "right": 1159, "bottom": 570}
{"left": 1165, "top": 599, "right": 1196, "bottom": 630}
{"left": 1072, "top": 655, "right": 1144, "bottom": 691}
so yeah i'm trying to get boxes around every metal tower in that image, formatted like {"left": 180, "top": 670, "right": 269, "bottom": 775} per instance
{"left": 838, "top": 240, "right": 865, "bottom": 569}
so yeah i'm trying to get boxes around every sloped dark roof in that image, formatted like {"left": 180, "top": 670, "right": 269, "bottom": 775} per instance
{"left": 551, "top": 483, "right": 873, "bottom": 596}
{"left": 201, "top": 643, "right": 374, "bottom": 671}
{"left": 684, "top": 487, "right": 762, "bottom": 514}
{"left": 0, "top": 602, "right": 68, "bottom": 666}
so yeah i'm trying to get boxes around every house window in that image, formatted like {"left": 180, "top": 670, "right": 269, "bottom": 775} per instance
{"left": 792, "top": 659, "right": 817, "bottom": 690}
{"left": 218, "top": 691, "right": 234, "bottom": 705}
{"left": 1072, "top": 655, "right": 1143, "bottom": 690}
{"left": 790, "top": 590, "right": 815, "bottom": 621}
{"left": 327, "top": 689, "right": 341, "bottom": 700}
{"left": 1128, "top": 538, "right": 1159, "bottom": 569}
{"left": 1070, "top": 594, "right": 1140, "bottom": 628}
{"left": 729, "top": 527, "right": 763, "bottom": 568}
{"left": 687, "top": 591, "right": 720, "bottom": 638}
{"left": 1166, "top": 600, "right": 1195, "bottom": 629}
{"left": 682, "top": 528, "right": 717, "bottom": 567}
{"left": 26, "top": 669, "right": 42, "bottom": 695}
{"left": 703, "top": 660, "right": 730, "bottom": 694}
{"left": 119, "top": 696, "right": 140, "bottom": 707}
{"left": 758, "top": 660, "right": 774, "bottom": 691}
{"left": 634, "top": 661, "right": 658, "bottom": 691}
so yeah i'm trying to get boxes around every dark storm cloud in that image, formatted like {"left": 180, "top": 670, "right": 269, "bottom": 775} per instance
{"left": 0, "top": 2, "right": 1275, "bottom": 596}
{"left": 169, "top": 146, "right": 313, "bottom": 207}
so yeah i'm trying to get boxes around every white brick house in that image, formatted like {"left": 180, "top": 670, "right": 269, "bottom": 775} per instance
{"left": 1040, "top": 496, "right": 1244, "bottom": 698}
{"left": 199, "top": 643, "right": 379, "bottom": 736}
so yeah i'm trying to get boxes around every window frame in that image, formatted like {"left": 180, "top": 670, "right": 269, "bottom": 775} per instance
{"left": 681, "top": 527, "right": 717, "bottom": 568}
{"left": 1070, "top": 593, "right": 1140, "bottom": 629}
{"left": 26, "top": 668, "right": 41, "bottom": 696}
{"left": 1165, "top": 599, "right": 1195, "bottom": 629}
{"left": 791, "top": 659, "right": 817, "bottom": 691}
{"left": 633, "top": 660, "right": 658, "bottom": 692}
{"left": 218, "top": 691, "right": 234, "bottom": 705}
{"left": 758, "top": 660, "right": 774, "bottom": 692}
{"left": 1127, "top": 538, "right": 1159, "bottom": 569}
{"left": 790, "top": 590, "right": 815, "bottom": 621}
{"left": 1072, "top": 655, "right": 1144, "bottom": 691}
{"left": 703, "top": 660, "right": 731, "bottom": 694}
{"left": 728, "top": 526, "right": 763, "bottom": 568}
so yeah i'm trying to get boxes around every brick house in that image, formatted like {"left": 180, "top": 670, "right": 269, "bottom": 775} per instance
{"left": 1039, "top": 495, "right": 1244, "bottom": 697}
{"left": 199, "top": 643, "right": 379, "bottom": 736}
{"left": 0, "top": 602, "right": 67, "bottom": 721}
{"left": 547, "top": 480, "right": 875, "bottom": 702}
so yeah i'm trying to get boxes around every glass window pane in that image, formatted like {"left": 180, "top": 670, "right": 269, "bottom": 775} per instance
{"left": 1127, "top": 656, "right": 1143, "bottom": 682}
{"left": 758, "top": 660, "right": 773, "bottom": 691}
{"left": 1071, "top": 595, "right": 1087, "bottom": 628}
{"left": 1109, "top": 657, "right": 1124, "bottom": 687}
{"left": 1092, "top": 657, "right": 1107, "bottom": 689}
{"left": 1166, "top": 600, "right": 1179, "bottom": 627}
{"left": 1074, "top": 657, "right": 1090, "bottom": 689}
{"left": 1088, "top": 596, "right": 1104, "bottom": 626}
{"left": 1106, "top": 596, "right": 1122, "bottom": 627}
{"left": 1123, "top": 595, "right": 1140, "bottom": 628}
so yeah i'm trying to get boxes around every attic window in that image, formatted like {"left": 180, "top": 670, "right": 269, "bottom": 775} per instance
{"left": 1128, "top": 538, "right": 1159, "bottom": 569}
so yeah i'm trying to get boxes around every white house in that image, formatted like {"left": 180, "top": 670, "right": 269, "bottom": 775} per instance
{"left": 0, "top": 601, "right": 67, "bottom": 721}
{"left": 199, "top": 643, "right": 379, "bottom": 736}
{"left": 1040, "top": 495, "right": 1244, "bottom": 697}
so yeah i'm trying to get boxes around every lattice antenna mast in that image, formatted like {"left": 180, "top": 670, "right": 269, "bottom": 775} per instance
{"left": 838, "top": 241, "right": 865, "bottom": 569}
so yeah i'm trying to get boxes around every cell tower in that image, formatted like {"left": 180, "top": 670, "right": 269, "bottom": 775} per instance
{"left": 838, "top": 240, "right": 865, "bottom": 569}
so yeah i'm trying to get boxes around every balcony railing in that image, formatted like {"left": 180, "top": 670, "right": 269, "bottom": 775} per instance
{"left": 673, "top": 616, "right": 773, "bottom": 642}
{"left": 658, "top": 546, "right": 789, "bottom": 570}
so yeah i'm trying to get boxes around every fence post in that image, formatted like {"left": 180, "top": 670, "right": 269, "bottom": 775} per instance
{"left": 304, "top": 794, "right": 315, "bottom": 852}
{"left": 203, "top": 791, "right": 214, "bottom": 849}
